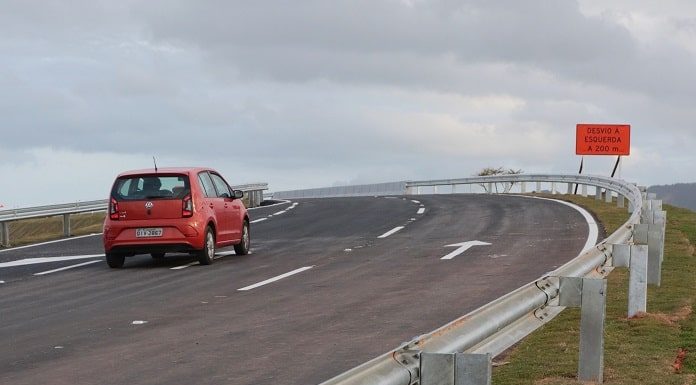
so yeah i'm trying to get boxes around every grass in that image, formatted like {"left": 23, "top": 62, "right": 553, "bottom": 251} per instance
{"left": 493, "top": 194, "right": 696, "bottom": 385}
{"left": 2, "top": 211, "right": 105, "bottom": 247}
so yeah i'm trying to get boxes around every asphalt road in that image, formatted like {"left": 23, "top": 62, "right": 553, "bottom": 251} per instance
{"left": 0, "top": 194, "right": 593, "bottom": 385}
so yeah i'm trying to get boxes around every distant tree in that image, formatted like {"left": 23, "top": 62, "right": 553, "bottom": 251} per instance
{"left": 476, "top": 167, "right": 523, "bottom": 193}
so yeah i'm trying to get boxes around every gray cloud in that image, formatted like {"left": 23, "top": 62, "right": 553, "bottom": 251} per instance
{"left": 1, "top": 0, "right": 695, "bottom": 206}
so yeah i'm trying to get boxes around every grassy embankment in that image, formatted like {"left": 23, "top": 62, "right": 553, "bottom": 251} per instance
{"left": 2, "top": 212, "right": 105, "bottom": 247}
{"left": 494, "top": 195, "right": 696, "bottom": 385}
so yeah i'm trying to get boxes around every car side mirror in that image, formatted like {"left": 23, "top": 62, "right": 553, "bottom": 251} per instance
{"left": 233, "top": 190, "right": 244, "bottom": 199}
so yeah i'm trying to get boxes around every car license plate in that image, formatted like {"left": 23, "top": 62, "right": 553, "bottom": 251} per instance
{"left": 136, "top": 228, "right": 163, "bottom": 238}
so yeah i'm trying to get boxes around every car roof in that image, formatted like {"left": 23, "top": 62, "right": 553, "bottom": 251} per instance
{"left": 116, "top": 167, "right": 216, "bottom": 177}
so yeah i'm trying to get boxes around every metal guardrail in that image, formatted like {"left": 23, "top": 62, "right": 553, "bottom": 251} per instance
{"left": 0, "top": 183, "right": 269, "bottom": 247}
{"left": 289, "top": 174, "right": 661, "bottom": 385}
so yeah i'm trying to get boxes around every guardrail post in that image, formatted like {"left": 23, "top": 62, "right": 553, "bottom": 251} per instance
{"left": 634, "top": 223, "right": 663, "bottom": 287}
{"left": 551, "top": 182, "right": 557, "bottom": 194}
{"left": 434, "top": 186, "right": 439, "bottom": 194}
{"left": 451, "top": 184, "right": 456, "bottom": 194}
{"left": 536, "top": 181, "right": 541, "bottom": 193}
{"left": 63, "top": 214, "right": 71, "bottom": 237}
{"left": 605, "top": 189, "right": 613, "bottom": 203}
{"left": 567, "top": 182, "right": 573, "bottom": 195}
{"left": 612, "top": 244, "right": 648, "bottom": 317}
{"left": 520, "top": 182, "right": 526, "bottom": 194}
{"left": 421, "top": 352, "right": 492, "bottom": 385}
{"left": 578, "top": 278, "right": 607, "bottom": 383}
{"left": 0, "top": 222, "right": 9, "bottom": 247}
{"left": 581, "top": 184, "right": 587, "bottom": 197}
{"left": 617, "top": 194, "right": 625, "bottom": 208}
{"left": 595, "top": 187, "right": 602, "bottom": 200}
{"left": 556, "top": 277, "right": 607, "bottom": 383}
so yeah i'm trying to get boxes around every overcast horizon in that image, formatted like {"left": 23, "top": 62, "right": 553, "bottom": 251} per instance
{"left": 2, "top": 0, "right": 696, "bottom": 207}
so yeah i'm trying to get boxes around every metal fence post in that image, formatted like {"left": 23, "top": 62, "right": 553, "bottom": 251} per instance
{"left": 578, "top": 278, "right": 607, "bottom": 383}
{"left": 612, "top": 244, "right": 648, "bottom": 317}
{"left": 634, "top": 224, "right": 663, "bottom": 287}
{"left": 421, "top": 352, "right": 492, "bottom": 385}
{"left": 556, "top": 277, "right": 607, "bottom": 383}
{"left": 0, "top": 222, "right": 9, "bottom": 247}
{"left": 63, "top": 213, "right": 71, "bottom": 237}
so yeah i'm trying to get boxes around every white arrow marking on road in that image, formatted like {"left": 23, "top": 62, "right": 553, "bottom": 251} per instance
{"left": 441, "top": 241, "right": 491, "bottom": 260}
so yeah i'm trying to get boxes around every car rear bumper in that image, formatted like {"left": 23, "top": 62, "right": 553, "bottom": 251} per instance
{"left": 103, "top": 219, "right": 205, "bottom": 254}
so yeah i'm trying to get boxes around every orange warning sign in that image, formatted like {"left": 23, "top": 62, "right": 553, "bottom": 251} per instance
{"left": 576, "top": 124, "right": 630, "bottom": 155}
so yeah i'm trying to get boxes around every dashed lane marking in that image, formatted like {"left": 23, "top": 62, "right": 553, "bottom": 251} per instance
{"left": 238, "top": 266, "right": 314, "bottom": 291}
{"left": 417, "top": 207, "right": 425, "bottom": 214}
{"left": 378, "top": 226, "right": 404, "bottom": 239}
{"left": 34, "top": 260, "right": 101, "bottom": 276}
{"left": 0, "top": 254, "right": 104, "bottom": 268}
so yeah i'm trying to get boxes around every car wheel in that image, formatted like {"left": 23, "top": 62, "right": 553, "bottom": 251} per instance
{"left": 198, "top": 227, "right": 215, "bottom": 265}
{"left": 234, "top": 220, "right": 250, "bottom": 256}
{"left": 151, "top": 252, "right": 165, "bottom": 259}
{"left": 106, "top": 253, "right": 125, "bottom": 268}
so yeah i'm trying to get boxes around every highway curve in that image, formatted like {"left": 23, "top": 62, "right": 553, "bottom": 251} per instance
{"left": 0, "top": 194, "right": 594, "bottom": 385}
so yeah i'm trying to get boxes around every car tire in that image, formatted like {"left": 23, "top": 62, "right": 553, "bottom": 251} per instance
{"left": 106, "top": 253, "right": 125, "bottom": 268}
{"left": 198, "top": 227, "right": 215, "bottom": 265}
{"left": 151, "top": 252, "right": 165, "bottom": 259}
{"left": 234, "top": 221, "right": 250, "bottom": 256}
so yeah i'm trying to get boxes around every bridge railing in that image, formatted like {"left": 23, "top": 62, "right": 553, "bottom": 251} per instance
{"left": 0, "top": 183, "right": 269, "bottom": 247}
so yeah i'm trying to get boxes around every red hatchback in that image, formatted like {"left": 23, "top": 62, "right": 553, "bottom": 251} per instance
{"left": 103, "top": 167, "right": 250, "bottom": 268}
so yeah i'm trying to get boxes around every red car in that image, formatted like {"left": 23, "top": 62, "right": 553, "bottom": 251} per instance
{"left": 103, "top": 167, "right": 250, "bottom": 268}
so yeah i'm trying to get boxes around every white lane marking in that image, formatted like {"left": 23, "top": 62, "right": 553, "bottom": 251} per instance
{"left": 411, "top": 200, "right": 421, "bottom": 204}
{"left": 417, "top": 207, "right": 425, "bottom": 214}
{"left": 250, "top": 218, "right": 267, "bottom": 224}
{"left": 441, "top": 241, "right": 492, "bottom": 260}
{"left": 0, "top": 281, "right": 5, "bottom": 284}
{"left": 378, "top": 226, "right": 404, "bottom": 239}
{"left": 34, "top": 260, "right": 101, "bottom": 276}
{"left": 131, "top": 320, "right": 148, "bottom": 325}
{"left": 170, "top": 251, "right": 237, "bottom": 270}
{"left": 272, "top": 210, "right": 287, "bottom": 216}
{"left": 515, "top": 195, "right": 599, "bottom": 254}
{"left": 247, "top": 200, "right": 291, "bottom": 210}
{"left": 0, "top": 254, "right": 104, "bottom": 268}
{"left": 0, "top": 233, "right": 102, "bottom": 254}
{"left": 238, "top": 266, "right": 314, "bottom": 291}
{"left": 170, "top": 261, "right": 199, "bottom": 270}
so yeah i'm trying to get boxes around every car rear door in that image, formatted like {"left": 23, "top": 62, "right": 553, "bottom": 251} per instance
{"left": 197, "top": 171, "right": 231, "bottom": 243}
{"left": 209, "top": 172, "right": 241, "bottom": 241}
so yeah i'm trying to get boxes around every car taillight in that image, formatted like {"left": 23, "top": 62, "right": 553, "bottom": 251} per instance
{"left": 110, "top": 198, "right": 119, "bottom": 220}
{"left": 182, "top": 194, "right": 193, "bottom": 217}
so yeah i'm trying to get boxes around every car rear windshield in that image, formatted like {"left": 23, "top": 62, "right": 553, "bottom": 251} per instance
{"left": 112, "top": 174, "right": 191, "bottom": 201}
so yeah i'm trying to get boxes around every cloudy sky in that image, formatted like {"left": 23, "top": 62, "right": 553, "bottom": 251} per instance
{"left": 1, "top": 0, "right": 695, "bottom": 207}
